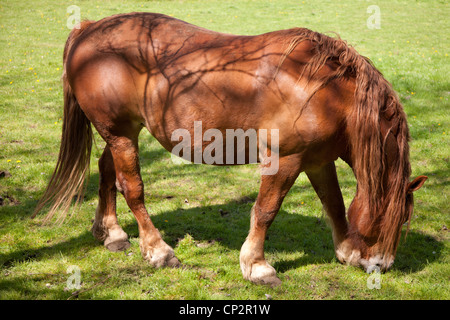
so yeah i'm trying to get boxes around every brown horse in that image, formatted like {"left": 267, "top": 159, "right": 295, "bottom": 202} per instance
{"left": 33, "top": 12, "right": 427, "bottom": 286}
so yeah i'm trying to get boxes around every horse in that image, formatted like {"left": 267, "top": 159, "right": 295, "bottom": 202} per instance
{"left": 32, "top": 12, "right": 427, "bottom": 286}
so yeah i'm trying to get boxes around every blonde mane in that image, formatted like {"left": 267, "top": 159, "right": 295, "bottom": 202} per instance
{"left": 282, "top": 28, "right": 411, "bottom": 259}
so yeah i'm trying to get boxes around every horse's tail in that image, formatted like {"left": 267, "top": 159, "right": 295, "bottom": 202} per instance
{"left": 32, "top": 21, "right": 95, "bottom": 224}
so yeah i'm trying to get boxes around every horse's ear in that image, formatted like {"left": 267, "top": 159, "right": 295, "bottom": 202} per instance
{"left": 407, "top": 175, "right": 428, "bottom": 193}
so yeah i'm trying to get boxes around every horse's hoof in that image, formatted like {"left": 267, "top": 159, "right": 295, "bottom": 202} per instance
{"left": 240, "top": 257, "right": 282, "bottom": 287}
{"left": 167, "top": 256, "right": 181, "bottom": 268}
{"left": 141, "top": 240, "right": 180, "bottom": 269}
{"left": 105, "top": 239, "right": 131, "bottom": 252}
{"left": 148, "top": 253, "right": 180, "bottom": 268}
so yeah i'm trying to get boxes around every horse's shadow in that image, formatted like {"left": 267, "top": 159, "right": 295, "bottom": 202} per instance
{"left": 1, "top": 141, "right": 443, "bottom": 276}
{"left": 147, "top": 201, "right": 444, "bottom": 274}
{"left": 0, "top": 192, "right": 443, "bottom": 277}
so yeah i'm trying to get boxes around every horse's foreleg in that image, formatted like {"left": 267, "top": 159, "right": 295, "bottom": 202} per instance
{"left": 240, "top": 154, "right": 302, "bottom": 286}
{"left": 305, "top": 162, "right": 360, "bottom": 266}
{"left": 91, "top": 145, "right": 130, "bottom": 252}
{"left": 108, "top": 134, "right": 180, "bottom": 268}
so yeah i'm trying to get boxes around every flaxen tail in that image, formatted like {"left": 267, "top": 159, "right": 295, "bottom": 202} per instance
{"left": 32, "top": 21, "right": 95, "bottom": 224}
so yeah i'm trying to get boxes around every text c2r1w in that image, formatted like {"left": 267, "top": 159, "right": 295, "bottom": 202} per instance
{"left": 179, "top": 303, "right": 271, "bottom": 317}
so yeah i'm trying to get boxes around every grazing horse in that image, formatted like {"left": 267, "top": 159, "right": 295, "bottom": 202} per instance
{"left": 33, "top": 13, "right": 427, "bottom": 286}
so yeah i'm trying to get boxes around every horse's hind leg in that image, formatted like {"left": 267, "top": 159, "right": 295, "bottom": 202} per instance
{"left": 107, "top": 131, "right": 180, "bottom": 268}
{"left": 70, "top": 54, "right": 178, "bottom": 267}
{"left": 240, "top": 154, "right": 302, "bottom": 286}
{"left": 91, "top": 145, "right": 130, "bottom": 252}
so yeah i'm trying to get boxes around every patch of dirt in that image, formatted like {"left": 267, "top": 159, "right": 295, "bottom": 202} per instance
{"left": 0, "top": 170, "right": 12, "bottom": 178}
{"left": 0, "top": 194, "right": 20, "bottom": 206}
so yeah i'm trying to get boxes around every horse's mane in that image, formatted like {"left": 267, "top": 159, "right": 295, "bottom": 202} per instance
{"left": 282, "top": 28, "right": 411, "bottom": 259}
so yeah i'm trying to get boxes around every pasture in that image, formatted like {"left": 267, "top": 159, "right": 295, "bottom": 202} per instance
{"left": 0, "top": 0, "right": 449, "bottom": 300}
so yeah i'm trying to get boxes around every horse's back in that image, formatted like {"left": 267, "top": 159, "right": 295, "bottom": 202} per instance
{"left": 65, "top": 12, "right": 352, "bottom": 166}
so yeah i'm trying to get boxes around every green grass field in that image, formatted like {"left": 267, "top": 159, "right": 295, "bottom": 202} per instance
{"left": 0, "top": 0, "right": 448, "bottom": 300}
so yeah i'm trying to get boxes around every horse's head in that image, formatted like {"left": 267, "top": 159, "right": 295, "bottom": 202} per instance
{"left": 342, "top": 93, "right": 427, "bottom": 272}
{"left": 344, "top": 175, "right": 427, "bottom": 272}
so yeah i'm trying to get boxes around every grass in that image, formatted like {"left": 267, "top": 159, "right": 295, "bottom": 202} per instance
{"left": 0, "top": 0, "right": 449, "bottom": 300}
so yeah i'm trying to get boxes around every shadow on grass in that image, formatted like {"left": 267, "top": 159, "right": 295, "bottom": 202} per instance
{"left": 1, "top": 138, "right": 445, "bottom": 297}
{"left": 0, "top": 262, "right": 157, "bottom": 300}
{"left": 1, "top": 194, "right": 444, "bottom": 274}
